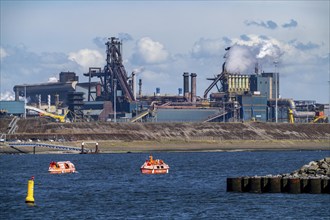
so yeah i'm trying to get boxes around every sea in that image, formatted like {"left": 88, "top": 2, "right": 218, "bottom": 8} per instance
{"left": 1, "top": 150, "right": 329, "bottom": 219}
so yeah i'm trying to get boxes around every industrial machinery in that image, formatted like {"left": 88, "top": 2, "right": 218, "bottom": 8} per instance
{"left": 7, "top": 39, "right": 328, "bottom": 123}
{"left": 84, "top": 37, "right": 134, "bottom": 106}
{"left": 26, "top": 106, "right": 68, "bottom": 123}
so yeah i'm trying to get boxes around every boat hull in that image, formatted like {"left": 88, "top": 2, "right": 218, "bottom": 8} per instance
{"left": 140, "top": 168, "right": 169, "bottom": 174}
{"left": 48, "top": 169, "right": 75, "bottom": 174}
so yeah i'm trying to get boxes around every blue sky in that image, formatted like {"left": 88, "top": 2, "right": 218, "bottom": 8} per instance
{"left": 0, "top": 1, "right": 329, "bottom": 103}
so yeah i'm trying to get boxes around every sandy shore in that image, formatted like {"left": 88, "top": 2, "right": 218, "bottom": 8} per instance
{"left": 1, "top": 139, "right": 329, "bottom": 154}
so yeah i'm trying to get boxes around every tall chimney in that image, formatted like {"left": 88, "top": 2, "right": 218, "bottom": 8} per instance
{"left": 183, "top": 72, "right": 190, "bottom": 100}
{"left": 132, "top": 72, "right": 136, "bottom": 101}
{"left": 138, "top": 79, "right": 142, "bottom": 97}
{"left": 190, "top": 73, "right": 197, "bottom": 103}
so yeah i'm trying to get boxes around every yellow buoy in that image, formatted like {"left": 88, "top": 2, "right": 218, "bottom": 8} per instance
{"left": 25, "top": 176, "right": 35, "bottom": 203}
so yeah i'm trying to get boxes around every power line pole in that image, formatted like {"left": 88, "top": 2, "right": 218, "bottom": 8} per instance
{"left": 113, "top": 79, "right": 117, "bottom": 123}
{"left": 274, "top": 61, "right": 278, "bottom": 123}
{"left": 24, "top": 85, "right": 27, "bottom": 119}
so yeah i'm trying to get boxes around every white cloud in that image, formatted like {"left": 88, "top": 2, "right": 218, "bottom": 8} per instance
{"left": 0, "top": 1, "right": 328, "bottom": 103}
{"left": 0, "top": 47, "right": 8, "bottom": 60}
{"left": 139, "top": 70, "right": 172, "bottom": 95}
{"left": 191, "top": 38, "right": 225, "bottom": 58}
{"left": 68, "top": 49, "right": 104, "bottom": 71}
{"left": 0, "top": 91, "right": 15, "bottom": 101}
{"left": 0, "top": 45, "right": 82, "bottom": 94}
{"left": 140, "top": 70, "right": 170, "bottom": 82}
{"left": 131, "top": 37, "right": 169, "bottom": 65}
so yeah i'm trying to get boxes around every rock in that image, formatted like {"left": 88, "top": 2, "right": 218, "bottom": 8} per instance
{"left": 320, "top": 163, "right": 329, "bottom": 170}
{"left": 325, "top": 157, "right": 330, "bottom": 163}
{"left": 284, "top": 158, "right": 330, "bottom": 178}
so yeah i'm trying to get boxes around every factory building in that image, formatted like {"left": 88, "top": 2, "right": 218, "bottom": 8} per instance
{"left": 250, "top": 72, "right": 279, "bottom": 100}
{"left": 2, "top": 37, "right": 327, "bottom": 123}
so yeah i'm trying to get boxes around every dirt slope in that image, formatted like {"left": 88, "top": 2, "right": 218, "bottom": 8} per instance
{"left": 1, "top": 118, "right": 329, "bottom": 142}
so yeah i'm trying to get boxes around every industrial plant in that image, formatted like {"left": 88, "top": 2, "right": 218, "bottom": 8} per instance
{"left": 0, "top": 37, "right": 328, "bottom": 124}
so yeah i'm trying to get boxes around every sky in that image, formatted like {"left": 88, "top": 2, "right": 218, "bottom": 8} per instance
{"left": 0, "top": 0, "right": 329, "bottom": 103}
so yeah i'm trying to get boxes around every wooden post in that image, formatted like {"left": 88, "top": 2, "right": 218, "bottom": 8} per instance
{"left": 269, "top": 177, "right": 282, "bottom": 193}
{"left": 250, "top": 177, "right": 262, "bottom": 193}
{"left": 310, "top": 178, "right": 322, "bottom": 194}
{"left": 288, "top": 178, "right": 301, "bottom": 194}
{"left": 81, "top": 142, "right": 84, "bottom": 154}
{"left": 95, "top": 142, "right": 99, "bottom": 153}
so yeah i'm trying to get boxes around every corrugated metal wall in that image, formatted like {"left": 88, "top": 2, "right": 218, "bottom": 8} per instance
{"left": 156, "top": 108, "right": 220, "bottom": 122}
{"left": 0, "top": 101, "right": 24, "bottom": 115}
{"left": 238, "top": 95, "right": 267, "bottom": 122}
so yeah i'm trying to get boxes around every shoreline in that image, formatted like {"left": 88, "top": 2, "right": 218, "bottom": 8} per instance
{"left": 1, "top": 139, "right": 329, "bottom": 154}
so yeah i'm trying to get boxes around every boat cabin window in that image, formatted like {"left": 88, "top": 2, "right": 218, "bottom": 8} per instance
{"left": 157, "top": 166, "right": 160, "bottom": 169}
{"left": 161, "top": 166, "right": 164, "bottom": 168}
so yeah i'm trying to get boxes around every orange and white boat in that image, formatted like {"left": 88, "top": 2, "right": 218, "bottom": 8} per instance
{"left": 48, "top": 161, "right": 76, "bottom": 174}
{"left": 140, "top": 155, "right": 169, "bottom": 174}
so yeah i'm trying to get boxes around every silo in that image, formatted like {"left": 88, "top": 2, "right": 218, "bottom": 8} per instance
{"left": 245, "top": 76, "right": 249, "bottom": 91}
{"left": 228, "top": 76, "right": 232, "bottom": 92}
{"left": 235, "top": 75, "right": 239, "bottom": 92}
{"left": 239, "top": 75, "right": 242, "bottom": 91}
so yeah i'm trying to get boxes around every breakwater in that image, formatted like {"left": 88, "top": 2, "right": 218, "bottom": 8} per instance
{"left": 227, "top": 157, "right": 330, "bottom": 194}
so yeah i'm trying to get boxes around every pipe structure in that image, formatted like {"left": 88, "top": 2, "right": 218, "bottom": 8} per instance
{"left": 183, "top": 72, "right": 190, "bottom": 100}
{"left": 269, "top": 98, "right": 315, "bottom": 118}
{"left": 190, "top": 73, "right": 197, "bottom": 103}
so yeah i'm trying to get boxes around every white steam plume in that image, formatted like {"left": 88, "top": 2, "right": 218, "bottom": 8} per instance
{"left": 257, "top": 42, "right": 282, "bottom": 59}
{"left": 224, "top": 45, "right": 256, "bottom": 74}
{"left": 224, "top": 35, "right": 284, "bottom": 74}
{"left": 132, "top": 66, "right": 145, "bottom": 74}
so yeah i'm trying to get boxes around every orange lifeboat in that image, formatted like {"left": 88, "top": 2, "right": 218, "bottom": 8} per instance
{"left": 140, "top": 155, "right": 169, "bottom": 174}
{"left": 48, "top": 161, "right": 76, "bottom": 174}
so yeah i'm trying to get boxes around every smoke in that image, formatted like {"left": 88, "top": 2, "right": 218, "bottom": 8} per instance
{"left": 224, "top": 35, "right": 284, "bottom": 74}
{"left": 132, "top": 66, "right": 145, "bottom": 74}
{"left": 256, "top": 42, "right": 282, "bottom": 59}
{"left": 48, "top": 77, "right": 58, "bottom": 82}
{"left": 118, "top": 33, "right": 133, "bottom": 42}
{"left": 224, "top": 45, "right": 256, "bottom": 74}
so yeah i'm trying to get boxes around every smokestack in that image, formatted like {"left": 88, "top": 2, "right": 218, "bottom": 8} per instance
{"left": 132, "top": 72, "right": 136, "bottom": 101}
{"left": 55, "top": 94, "right": 59, "bottom": 111}
{"left": 15, "top": 88, "right": 19, "bottom": 101}
{"left": 96, "top": 83, "right": 102, "bottom": 97}
{"left": 190, "top": 73, "right": 197, "bottom": 103}
{"left": 255, "top": 63, "right": 259, "bottom": 74}
{"left": 138, "top": 79, "right": 142, "bottom": 97}
{"left": 183, "top": 72, "right": 189, "bottom": 100}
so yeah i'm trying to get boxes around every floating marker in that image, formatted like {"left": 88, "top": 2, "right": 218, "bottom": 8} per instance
{"left": 25, "top": 176, "right": 35, "bottom": 203}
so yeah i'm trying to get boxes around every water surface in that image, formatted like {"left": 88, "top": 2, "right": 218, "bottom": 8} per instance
{"left": 1, "top": 150, "right": 329, "bottom": 219}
